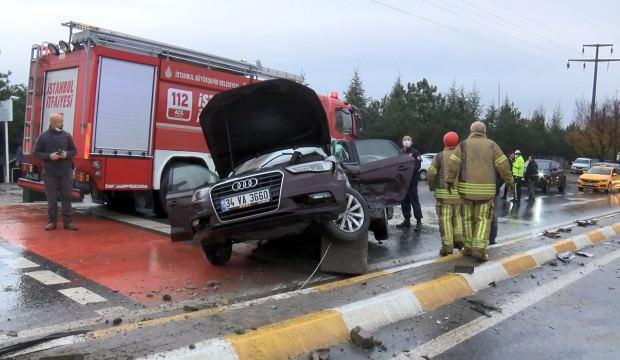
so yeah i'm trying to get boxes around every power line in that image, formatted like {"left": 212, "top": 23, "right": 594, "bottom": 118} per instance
{"left": 487, "top": 0, "right": 576, "bottom": 46}
{"left": 455, "top": 0, "right": 574, "bottom": 54}
{"left": 369, "top": 0, "right": 542, "bottom": 59}
{"left": 416, "top": 0, "right": 565, "bottom": 56}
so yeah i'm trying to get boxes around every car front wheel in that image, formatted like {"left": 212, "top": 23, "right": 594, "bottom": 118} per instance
{"left": 324, "top": 187, "right": 370, "bottom": 243}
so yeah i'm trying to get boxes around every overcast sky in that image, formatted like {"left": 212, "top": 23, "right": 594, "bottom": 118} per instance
{"left": 2, "top": 0, "right": 619, "bottom": 123}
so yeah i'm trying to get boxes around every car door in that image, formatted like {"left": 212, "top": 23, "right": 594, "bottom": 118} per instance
{"left": 165, "top": 164, "right": 219, "bottom": 241}
{"left": 343, "top": 139, "right": 415, "bottom": 209}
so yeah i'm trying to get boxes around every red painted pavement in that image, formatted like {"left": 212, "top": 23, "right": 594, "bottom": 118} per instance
{"left": 0, "top": 204, "right": 250, "bottom": 304}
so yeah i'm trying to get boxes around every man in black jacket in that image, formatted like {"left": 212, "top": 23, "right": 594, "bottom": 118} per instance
{"left": 397, "top": 134, "right": 423, "bottom": 231}
{"left": 524, "top": 155, "right": 539, "bottom": 201}
{"left": 34, "top": 113, "right": 78, "bottom": 230}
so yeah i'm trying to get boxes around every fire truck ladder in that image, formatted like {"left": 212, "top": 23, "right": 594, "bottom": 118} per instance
{"left": 62, "top": 21, "right": 304, "bottom": 82}
{"left": 22, "top": 45, "right": 42, "bottom": 155}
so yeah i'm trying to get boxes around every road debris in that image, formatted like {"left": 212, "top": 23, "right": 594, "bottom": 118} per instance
{"left": 183, "top": 305, "right": 199, "bottom": 312}
{"left": 310, "top": 348, "right": 330, "bottom": 360}
{"left": 470, "top": 306, "right": 492, "bottom": 317}
{"left": 7, "top": 330, "right": 18, "bottom": 337}
{"left": 454, "top": 265, "right": 475, "bottom": 274}
{"left": 189, "top": 344, "right": 196, "bottom": 350}
{"left": 575, "top": 251, "right": 594, "bottom": 258}
{"left": 543, "top": 230, "right": 561, "bottom": 239}
{"left": 162, "top": 294, "right": 172, "bottom": 301}
{"left": 556, "top": 252, "right": 575, "bottom": 263}
{"left": 575, "top": 219, "right": 597, "bottom": 227}
{"left": 204, "top": 280, "right": 221, "bottom": 291}
{"left": 112, "top": 318, "right": 122, "bottom": 326}
{"left": 350, "top": 326, "right": 375, "bottom": 349}
{"left": 466, "top": 298, "right": 503, "bottom": 313}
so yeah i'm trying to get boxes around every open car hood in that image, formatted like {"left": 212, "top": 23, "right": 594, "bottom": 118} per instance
{"left": 199, "top": 79, "right": 331, "bottom": 176}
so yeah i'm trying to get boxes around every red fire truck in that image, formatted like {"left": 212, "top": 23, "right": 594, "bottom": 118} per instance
{"left": 18, "top": 21, "right": 363, "bottom": 214}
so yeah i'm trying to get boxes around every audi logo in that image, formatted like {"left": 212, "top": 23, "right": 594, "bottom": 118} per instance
{"left": 232, "top": 178, "right": 258, "bottom": 191}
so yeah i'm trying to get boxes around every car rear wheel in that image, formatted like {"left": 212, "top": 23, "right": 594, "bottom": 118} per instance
{"left": 578, "top": 187, "right": 584, "bottom": 192}
{"left": 419, "top": 170, "right": 428, "bottom": 181}
{"left": 202, "top": 240, "right": 233, "bottom": 266}
{"left": 325, "top": 187, "right": 370, "bottom": 243}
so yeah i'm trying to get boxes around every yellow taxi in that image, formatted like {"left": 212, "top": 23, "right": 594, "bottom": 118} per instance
{"left": 577, "top": 165, "right": 620, "bottom": 192}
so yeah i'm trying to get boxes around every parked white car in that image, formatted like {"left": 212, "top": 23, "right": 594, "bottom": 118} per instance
{"left": 419, "top": 153, "right": 437, "bottom": 181}
{"left": 571, "top": 158, "right": 598, "bottom": 174}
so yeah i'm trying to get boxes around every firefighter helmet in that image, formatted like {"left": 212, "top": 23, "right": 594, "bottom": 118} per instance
{"left": 443, "top": 131, "right": 459, "bottom": 148}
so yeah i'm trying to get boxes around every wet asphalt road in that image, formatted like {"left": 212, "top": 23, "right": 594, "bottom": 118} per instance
{"left": 326, "top": 231, "right": 620, "bottom": 360}
{"left": 0, "top": 172, "right": 619, "bottom": 358}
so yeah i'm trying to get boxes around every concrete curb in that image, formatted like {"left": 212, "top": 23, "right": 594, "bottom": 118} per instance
{"left": 140, "top": 223, "right": 620, "bottom": 360}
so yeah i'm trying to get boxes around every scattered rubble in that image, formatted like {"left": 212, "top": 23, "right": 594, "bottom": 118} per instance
{"left": 162, "top": 294, "right": 172, "bottom": 301}
{"left": 575, "top": 219, "right": 597, "bottom": 227}
{"left": 183, "top": 305, "right": 199, "bottom": 312}
{"left": 543, "top": 230, "right": 561, "bottom": 239}
{"left": 350, "top": 326, "right": 375, "bottom": 349}
{"left": 7, "top": 330, "right": 18, "bottom": 337}
{"left": 189, "top": 344, "right": 196, "bottom": 350}
{"left": 309, "top": 348, "right": 330, "bottom": 360}
{"left": 575, "top": 251, "right": 594, "bottom": 258}
{"left": 112, "top": 318, "right": 123, "bottom": 326}
{"left": 556, "top": 252, "right": 575, "bottom": 263}
{"left": 205, "top": 280, "right": 222, "bottom": 291}
{"left": 466, "top": 299, "right": 503, "bottom": 313}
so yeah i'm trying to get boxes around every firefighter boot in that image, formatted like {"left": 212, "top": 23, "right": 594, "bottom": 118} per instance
{"left": 470, "top": 247, "right": 489, "bottom": 262}
{"left": 414, "top": 219, "right": 422, "bottom": 232}
{"left": 396, "top": 218, "right": 411, "bottom": 229}
{"left": 461, "top": 246, "right": 472, "bottom": 257}
{"left": 439, "top": 244, "right": 453, "bottom": 257}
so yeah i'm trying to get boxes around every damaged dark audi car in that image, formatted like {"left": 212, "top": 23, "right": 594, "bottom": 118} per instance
{"left": 166, "top": 79, "right": 414, "bottom": 265}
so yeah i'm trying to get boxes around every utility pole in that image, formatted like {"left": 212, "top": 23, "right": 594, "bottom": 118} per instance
{"left": 567, "top": 44, "right": 619, "bottom": 119}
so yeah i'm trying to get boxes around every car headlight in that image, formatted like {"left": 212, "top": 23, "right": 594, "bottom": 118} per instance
{"left": 538, "top": 171, "right": 544, "bottom": 178}
{"left": 286, "top": 161, "right": 334, "bottom": 174}
{"left": 192, "top": 187, "right": 211, "bottom": 202}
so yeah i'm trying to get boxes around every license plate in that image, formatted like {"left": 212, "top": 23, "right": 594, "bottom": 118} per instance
{"left": 220, "top": 188, "right": 270, "bottom": 211}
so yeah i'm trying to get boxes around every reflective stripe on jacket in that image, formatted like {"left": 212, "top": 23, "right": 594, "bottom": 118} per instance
{"left": 428, "top": 148, "right": 461, "bottom": 204}
{"left": 445, "top": 132, "right": 514, "bottom": 201}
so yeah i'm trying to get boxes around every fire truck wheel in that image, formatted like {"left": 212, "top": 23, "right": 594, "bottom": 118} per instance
{"left": 202, "top": 240, "right": 232, "bottom": 266}
{"left": 104, "top": 191, "right": 135, "bottom": 211}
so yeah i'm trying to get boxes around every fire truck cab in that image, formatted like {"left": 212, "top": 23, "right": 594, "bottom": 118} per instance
{"left": 18, "top": 21, "right": 362, "bottom": 214}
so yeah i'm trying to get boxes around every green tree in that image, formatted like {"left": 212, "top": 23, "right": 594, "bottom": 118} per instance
{"left": 344, "top": 69, "right": 368, "bottom": 110}
{"left": 0, "top": 71, "right": 26, "bottom": 164}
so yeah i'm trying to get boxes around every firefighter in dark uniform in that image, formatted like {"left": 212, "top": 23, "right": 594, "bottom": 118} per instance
{"left": 397, "top": 135, "right": 423, "bottom": 231}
